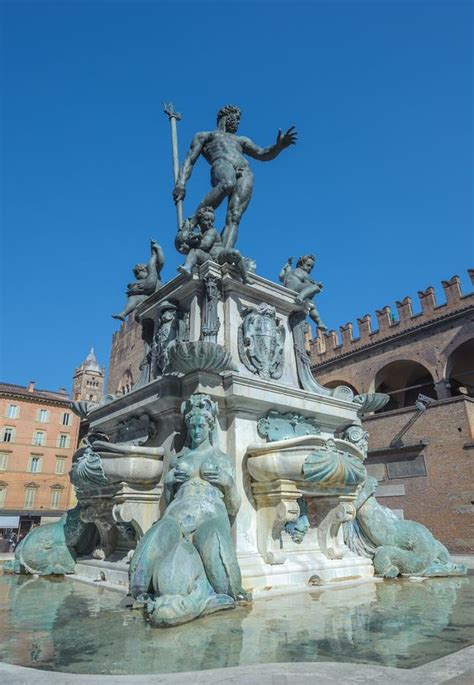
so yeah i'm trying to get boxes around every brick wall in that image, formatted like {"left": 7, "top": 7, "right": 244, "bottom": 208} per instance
{"left": 363, "top": 397, "right": 474, "bottom": 553}
{"left": 106, "top": 317, "right": 145, "bottom": 395}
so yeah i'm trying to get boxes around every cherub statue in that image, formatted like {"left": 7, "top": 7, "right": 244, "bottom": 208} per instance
{"left": 279, "top": 254, "right": 327, "bottom": 330}
{"left": 112, "top": 239, "right": 164, "bottom": 321}
{"left": 176, "top": 205, "right": 251, "bottom": 283}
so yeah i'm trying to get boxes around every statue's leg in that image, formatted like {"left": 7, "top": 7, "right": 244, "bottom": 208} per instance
{"left": 129, "top": 518, "right": 181, "bottom": 598}
{"left": 196, "top": 160, "right": 236, "bottom": 215}
{"left": 194, "top": 518, "right": 243, "bottom": 598}
{"left": 308, "top": 305, "right": 327, "bottom": 330}
{"left": 298, "top": 284, "right": 321, "bottom": 301}
{"left": 218, "top": 249, "right": 250, "bottom": 283}
{"left": 148, "top": 537, "right": 234, "bottom": 626}
{"left": 222, "top": 169, "right": 253, "bottom": 249}
{"left": 179, "top": 250, "right": 199, "bottom": 275}
{"left": 112, "top": 295, "right": 146, "bottom": 321}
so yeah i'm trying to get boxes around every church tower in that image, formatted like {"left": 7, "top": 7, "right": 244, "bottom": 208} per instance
{"left": 72, "top": 348, "right": 105, "bottom": 402}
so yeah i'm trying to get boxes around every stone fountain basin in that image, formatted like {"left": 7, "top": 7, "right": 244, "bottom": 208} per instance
{"left": 93, "top": 441, "right": 164, "bottom": 484}
{"left": 246, "top": 435, "right": 364, "bottom": 483}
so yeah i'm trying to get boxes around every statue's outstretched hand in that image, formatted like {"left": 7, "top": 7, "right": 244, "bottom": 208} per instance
{"left": 276, "top": 126, "right": 297, "bottom": 150}
{"left": 173, "top": 183, "right": 186, "bottom": 204}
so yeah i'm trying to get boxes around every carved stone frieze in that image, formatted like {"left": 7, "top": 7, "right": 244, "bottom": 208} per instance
{"left": 109, "top": 413, "right": 157, "bottom": 445}
{"left": 257, "top": 410, "right": 321, "bottom": 442}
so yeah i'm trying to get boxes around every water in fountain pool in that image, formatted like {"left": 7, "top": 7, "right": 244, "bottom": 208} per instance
{"left": 0, "top": 573, "right": 472, "bottom": 675}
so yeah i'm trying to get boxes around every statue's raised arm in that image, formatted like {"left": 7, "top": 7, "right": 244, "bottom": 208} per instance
{"left": 241, "top": 126, "right": 297, "bottom": 162}
{"left": 172, "top": 105, "right": 297, "bottom": 250}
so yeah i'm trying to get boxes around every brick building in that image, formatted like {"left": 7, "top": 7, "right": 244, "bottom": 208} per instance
{"left": 0, "top": 381, "right": 80, "bottom": 535}
{"left": 106, "top": 317, "right": 144, "bottom": 396}
{"left": 105, "top": 271, "right": 473, "bottom": 553}
{"left": 310, "top": 270, "right": 474, "bottom": 553}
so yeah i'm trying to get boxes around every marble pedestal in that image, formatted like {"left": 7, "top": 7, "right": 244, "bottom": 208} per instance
{"left": 85, "top": 264, "right": 373, "bottom": 592}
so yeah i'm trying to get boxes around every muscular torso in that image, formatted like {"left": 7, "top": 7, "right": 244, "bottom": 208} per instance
{"left": 200, "top": 131, "right": 249, "bottom": 170}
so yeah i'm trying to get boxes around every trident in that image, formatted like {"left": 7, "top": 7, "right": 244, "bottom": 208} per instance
{"left": 162, "top": 100, "right": 183, "bottom": 231}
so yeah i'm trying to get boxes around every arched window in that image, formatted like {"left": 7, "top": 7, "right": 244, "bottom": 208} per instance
{"left": 446, "top": 339, "right": 474, "bottom": 398}
{"left": 117, "top": 369, "right": 134, "bottom": 396}
{"left": 374, "top": 360, "right": 436, "bottom": 412}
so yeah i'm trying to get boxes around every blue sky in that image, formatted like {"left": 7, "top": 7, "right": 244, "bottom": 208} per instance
{"left": 1, "top": 0, "right": 472, "bottom": 392}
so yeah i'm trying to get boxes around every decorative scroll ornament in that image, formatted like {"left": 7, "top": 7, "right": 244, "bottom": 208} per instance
{"left": 303, "top": 439, "right": 367, "bottom": 487}
{"left": 257, "top": 410, "right": 321, "bottom": 442}
{"left": 342, "top": 424, "right": 369, "bottom": 458}
{"left": 238, "top": 303, "right": 285, "bottom": 379}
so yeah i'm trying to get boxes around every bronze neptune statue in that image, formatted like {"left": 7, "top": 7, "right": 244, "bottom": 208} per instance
{"left": 173, "top": 105, "right": 297, "bottom": 249}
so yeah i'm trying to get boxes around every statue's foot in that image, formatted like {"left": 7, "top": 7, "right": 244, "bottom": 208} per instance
{"left": 3, "top": 559, "right": 23, "bottom": 574}
{"left": 112, "top": 314, "right": 125, "bottom": 322}
{"left": 202, "top": 593, "right": 235, "bottom": 616}
{"left": 380, "top": 564, "right": 400, "bottom": 578}
{"left": 177, "top": 265, "right": 193, "bottom": 278}
{"left": 317, "top": 322, "right": 328, "bottom": 331}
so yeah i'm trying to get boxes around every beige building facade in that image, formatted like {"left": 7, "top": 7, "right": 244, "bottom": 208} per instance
{"left": 0, "top": 381, "right": 80, "bottom": 535}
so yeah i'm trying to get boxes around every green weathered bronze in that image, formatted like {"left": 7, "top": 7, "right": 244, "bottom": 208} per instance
{"left": 3, "top": 505, "right": 97, "bottom": 576}
{"left": 173, "top": 105, "right": 297, "bottom": 249}
{"left": 176, "top": 206, "right": 251, "bottom": 283}
{"left": 112, "top": 239, "right": 165, "bottom": 321}
{"left": 257, "top": 410, "right": 321, "bottom": 442}
{"left": 129, "top": 393, "right": 244, "bottom": 626}
{"left": 303, "top": 439, "right": 367, "bottom": 487}
{"left": 344, "top": 477, "right": 467, "bottom": 577}
{"left": 280, "top": 255, "right": 327, "bottom": 330}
